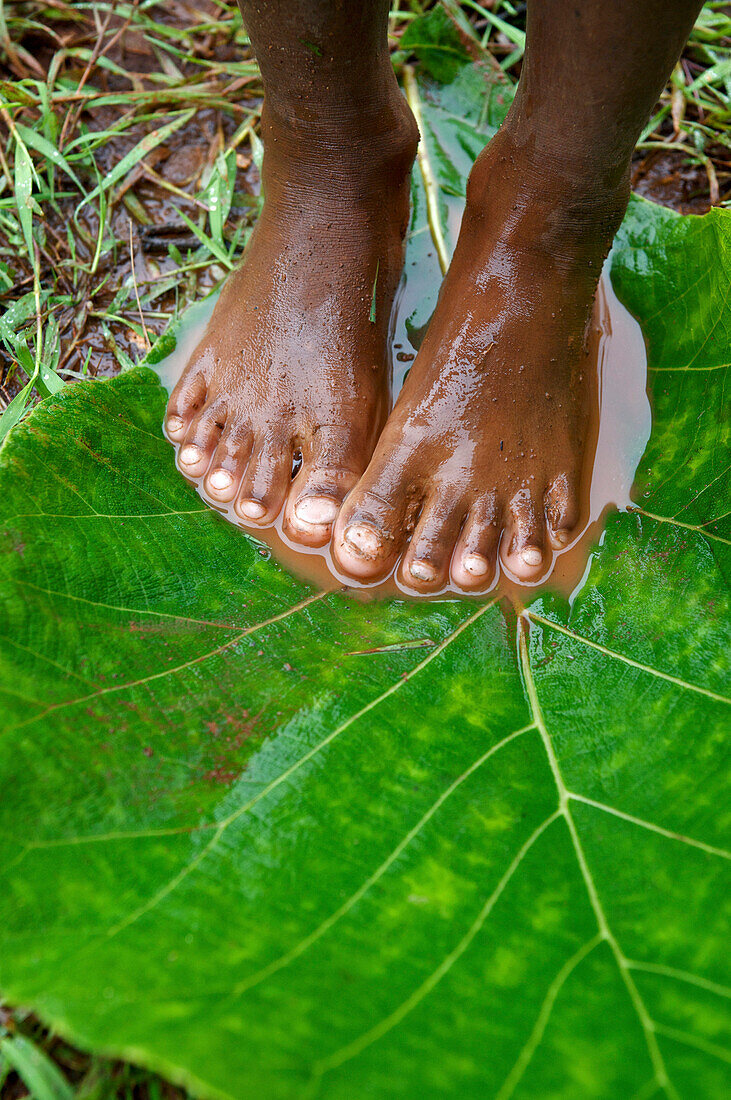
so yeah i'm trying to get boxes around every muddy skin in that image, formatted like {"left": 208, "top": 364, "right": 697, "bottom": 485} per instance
{"left": 167, "top": 0, "right": 417, "bottom": 547}
{"left": 333, "top": 0, "right": 703, "bottom": 591}
{"left": 167, "top": 0, "right": 702, "bottom": 589}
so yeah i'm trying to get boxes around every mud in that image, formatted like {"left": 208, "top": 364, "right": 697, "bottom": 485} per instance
{"left": 0, "top": 0, "right": 262, "bottom": 397}
{"left": 155, "top": 263, "right": 649, "bottom": 604}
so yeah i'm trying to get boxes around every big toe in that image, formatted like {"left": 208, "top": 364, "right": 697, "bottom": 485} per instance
{"left": 283, "top": 428, "right": 367, "bottom": 548}
{"left": 332, "top": 449, "right": 417, "bottom": 582}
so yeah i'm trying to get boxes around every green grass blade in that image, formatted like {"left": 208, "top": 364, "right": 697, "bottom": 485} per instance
{"left": 77, "top": 108, "right": 195, "bottom": 211}
{"left": 369, "top": 259, "right": 379, "bottom": 323}
{"left": 14, "top": 121, "right": 86, "bottom": 193}
{"left": 0, "top": 379, "right": 34, "bottom": 441}
{"left": 177, "top": 208, "right": 234, "bottom": 268}
{"left": 0, "top": 1034, "right": 74, "bottom": 1100}
{"left": 459, "top": 0, "right": 526, "bottom": 48}
{"left": 13, "top": 138, "right": 35, "bottom": 260}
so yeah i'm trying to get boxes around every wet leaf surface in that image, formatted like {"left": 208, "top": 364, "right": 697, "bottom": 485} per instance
{"left": 0, "top": 58, "right": 729, "bottom": 1100}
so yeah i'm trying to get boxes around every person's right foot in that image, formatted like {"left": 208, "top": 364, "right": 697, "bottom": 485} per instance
{"left": 166, "top": 95, "right": 417, "bottom": 548}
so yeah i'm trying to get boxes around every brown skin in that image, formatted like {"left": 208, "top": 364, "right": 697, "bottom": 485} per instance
{"left": 167, "top": 0, "right": 417, "bottom": 545}
{"left": 168, "top": 0, "right": 702, "bottom": 587}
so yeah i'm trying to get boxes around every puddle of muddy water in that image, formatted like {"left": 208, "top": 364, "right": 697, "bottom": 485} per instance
{"left": 153, "top": 260, "right": 650, "bottom": 606}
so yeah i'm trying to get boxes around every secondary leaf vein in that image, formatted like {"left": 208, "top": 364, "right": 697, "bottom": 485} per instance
{"left": 527, "top": 613, "right": 729, "bottom": 704}
{"left": 568, "top": 793, "right": 730, "bottom": 860}
{"left": 105, "top": 601, "right": 497, "bottom": 938}
{"left": 229, "top": 721, "right": 537, "bottom": 1000}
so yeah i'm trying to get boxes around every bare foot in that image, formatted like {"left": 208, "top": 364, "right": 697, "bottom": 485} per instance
{"left": 166, "top": 97, "right": 417, "bottom": 547}
{"left": 333, "top": 134, "right": 628, "bottom": 590}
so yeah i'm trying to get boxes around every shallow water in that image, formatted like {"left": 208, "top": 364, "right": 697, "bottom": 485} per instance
{"left": 154, "top": 266, "right": 650, "bottom": 605}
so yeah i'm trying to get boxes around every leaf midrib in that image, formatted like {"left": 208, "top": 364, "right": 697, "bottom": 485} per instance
{"left": 517, "top": 621, "right": 678, "bottom": 1100}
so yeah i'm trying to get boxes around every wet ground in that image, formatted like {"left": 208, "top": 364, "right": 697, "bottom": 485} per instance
{"left": 0, "top": 1, "right": 263, "bottom": 392}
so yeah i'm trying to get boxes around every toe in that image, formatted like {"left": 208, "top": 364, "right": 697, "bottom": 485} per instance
{"left": 235, "top": 433, "right": 292, "bottom": 525}
{"left": 284, "top": 427, "right": 366, "bottom": 548}
{"left": 166, "top": 370, "right": 207, "bottom": 441}
{"left": 178, "top": 398, "right": 227, "bottom": 478}
{"left": 333, "top": 449, "right": 418, "bottom": 582}
{"left": 451, "top": 493, "right": 500, "bottom": 591}
{"left": 545, "top": 471, "right": 580, "bottom": 549}
{"left": 204, "top": 422, "right": 253, "bottom": 503}
{"left": 501, "top": 485, "right": 548, "bottom": 581}
{"left": 400, "top": 491, "right": 465, "bottom": 592}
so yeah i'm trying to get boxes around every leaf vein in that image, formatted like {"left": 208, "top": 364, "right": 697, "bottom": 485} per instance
{"left": 312, "top": 810, "right": 562, "bottom": 1079}
{"left": 4, "top": 509, "right": 209, "bottom": 522}
{"left": 230, "top": 721, "right": 537, "bottom": 1000}
{"left": 2, "top": 590, "right": 329, "bottom": 733}
{"left": 13, "top": 578, "right": 244, "bottom": 629}
{"left": 652, "top": 1024, "right": 731, "bottom": 1065}
{"left": 626, "top": 961, "right": 731, "bottom": 1000}
{"left": 527, "top": 613, "right": 729, "bottom": 705}
{"left": 519, "top": 619, "right": 678, "bottom": 1099}
{"left": 568, "top": 793, "right": 730, "bottom": 860}
{"left": 105, "top": 601, "right": 497, "bottom": 939}
{"left": 495, "top": 933, "right": 604, "bottom": 1100}
{"left": 631, "top": 507, "right": 731, "bottom": 546}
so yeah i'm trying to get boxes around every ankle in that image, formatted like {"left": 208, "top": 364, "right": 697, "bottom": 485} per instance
{"left": 465, "top": 130, "right": 629, "bottom": 266}
{"left": 261, "top": 88, "right": 418, "bottom": 191}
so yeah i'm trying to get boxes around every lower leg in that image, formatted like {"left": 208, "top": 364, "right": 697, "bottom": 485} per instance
{"left": 334, "top": 0, "right": 703, "bottom": 589}
{"left": 166, "top": 1, "right": 416, "bottom": 545}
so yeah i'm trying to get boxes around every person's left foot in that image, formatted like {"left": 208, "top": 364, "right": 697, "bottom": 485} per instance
{"left": 332, "top": 136, "right": 627, "bottom": 591}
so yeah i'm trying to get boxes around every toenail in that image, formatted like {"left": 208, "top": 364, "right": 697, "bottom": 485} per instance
{"left": 180, "top": 445, "right": 202, "bottom": 466}
{"left": 463, "top": 553, "right": 488, "bottom": 576}
{"left": 553, "top": 530, "right": 570, "bottom": 547}
{"left": 295, "top": 496, "right": 338, "bottom": 526}
{"left": 209, "top": 469, "right": 233, "bottom": 491}
{"left": 167, "top": 416, "right": 184, "bottom": 433}
{"left": 410, "top": 559, "right": 436, "bottom": 582}
{"left": 344, "top": 524, "right": 382, "bottom": 558}
{"left": 521, "top": 547, "right": 543, "bottom": 567}
{"left": 239, "top": 499, "right": 267, "bottom": 520}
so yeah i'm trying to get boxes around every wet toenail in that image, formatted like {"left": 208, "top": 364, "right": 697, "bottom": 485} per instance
{"left": 167, "top": 416, "right": 184, "bottom": 434}
{"left": 553, "top": 530, "right": 570, "bottom": 547}
{"left": 344, "top": 524, "right": 382, "bottom": 558}
{"left": 410, "top": 559, "right": 436, "bottom": 582}
{"left": 463, "top": 553, "right": 489, "bottom": 576}
{"left": 521, "top": 547, "right": 543, "bottom": 567}
{"left": 295, "top": 496, "right": 338, "bottom": 526}
{"left": 239, "top": 499, "right": 267, "bottom": 520}
{"left": 209, "top": 469, "right": 233, "bottom": 491}
{"left": 180, "top": 445, "right": 202, "bottom": 466}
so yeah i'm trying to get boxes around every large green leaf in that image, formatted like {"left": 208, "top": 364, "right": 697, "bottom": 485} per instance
{"left": 1, "top": 57, "right": 729, "bottom": 1100}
